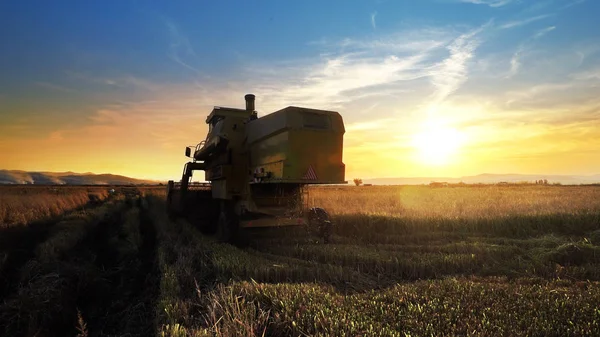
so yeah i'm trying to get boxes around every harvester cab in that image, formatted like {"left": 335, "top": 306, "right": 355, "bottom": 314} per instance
{"left": 167, "top": 94, "right": 346, "bottom": 243}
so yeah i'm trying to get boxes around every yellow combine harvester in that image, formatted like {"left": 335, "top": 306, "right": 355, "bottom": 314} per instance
{"left": 167, "top": 94, "right": 346, "bottom": 243}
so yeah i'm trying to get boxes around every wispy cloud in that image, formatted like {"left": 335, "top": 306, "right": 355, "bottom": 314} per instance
{"left": 346, "top": 118, "right": 396, "bottom": 132}
{"left": 252, "top": 52, "right": 432, "bottom": 113}
{"left": 500, "top": 14, "right": 552, "bottom": 29}
{"left": 507, "top": 45, "right": 525, "bottom": 78}
{"left": 505, "top": 82, "right": 576, "bottom": 107}
{"left": 242, "top": 28, "right": 462, "bottom": 113}
{"left": 34, "top": 82, "right": 76, "bottom": 93}
{"left": 428, "top": 21, "right": 491, "bottom": 104}
{"left": 533, "top": 25, "right": 556, "bottom": 39}
{"left": 459, "top": 0, "right": 513, "bottom": 7}
{"left": 67, "top": 71, "right": 164, "bottom": 92}
{"left": 522, "top": 1, "right": 555, "bottom": 13}
{"left": 507, "top": 26, "right": 556, "bottom": 78}
{"left": 371, "top": 11, "right": 377, "bottom": 29}
{"left": 242, "top": 25, "right": 497, "bottom": 117}
{"left": 571, "top": 66, "right": 600, "bottom": 80}
{"left": 315, "top": 29, "right": 451, "bottom": 53}
{"left": 559, "top": 0, "right": 587, "bottom": 10}
{"left": 164, "top": 19, "right": 201, "bottom": 74}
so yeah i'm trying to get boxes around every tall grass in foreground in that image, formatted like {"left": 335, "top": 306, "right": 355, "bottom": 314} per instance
{"left": 0, "top": 187, "right": 110, "bottom": 228}
{"left": 204, "top": 277, "right": 600, "bottom": 336}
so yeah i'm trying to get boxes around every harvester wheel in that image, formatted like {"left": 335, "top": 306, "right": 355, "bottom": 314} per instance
{"left": 216, "top": 201, "right": 239, "bottom": 243}
{"left": 307, "top": 207, "right": 332, "bottom": 244}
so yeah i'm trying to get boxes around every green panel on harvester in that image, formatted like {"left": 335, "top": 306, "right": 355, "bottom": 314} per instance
{"left": 246, "top": 106, "right": 345, "bottom": 183}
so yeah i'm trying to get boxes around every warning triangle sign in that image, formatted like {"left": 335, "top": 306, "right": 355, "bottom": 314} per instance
{"left": 303, "top": 165, "right": 318, "bottom": 180}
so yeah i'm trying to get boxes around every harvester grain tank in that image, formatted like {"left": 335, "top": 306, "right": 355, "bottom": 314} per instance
{"left": 167, "top": 94, "right": 346, "bottom": 243}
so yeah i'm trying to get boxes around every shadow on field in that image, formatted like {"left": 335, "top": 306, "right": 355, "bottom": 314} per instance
{"left": 0, "top": 195, "right": 118, "bottom": 303}
{"left": 0, "top": 194, "right": 161, "bottom": 337}
{"left": 73, "top": 199, "right": 160, "bottom": 337}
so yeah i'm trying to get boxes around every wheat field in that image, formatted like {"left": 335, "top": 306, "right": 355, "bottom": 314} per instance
{"left": 0, "top": 184, "right": 599, "bottom": 336}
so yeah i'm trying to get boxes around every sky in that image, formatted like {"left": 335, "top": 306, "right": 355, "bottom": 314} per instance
{"left": 1, "top": 0, "right": 599, "bottom": 181}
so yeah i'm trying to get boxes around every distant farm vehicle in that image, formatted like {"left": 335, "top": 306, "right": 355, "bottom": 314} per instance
{"left": 167, "top": 94, "right": 347, "bottom": 243}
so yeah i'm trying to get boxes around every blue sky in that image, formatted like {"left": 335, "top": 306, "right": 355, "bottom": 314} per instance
{"left": 1, "top": 0, "right": 599, "bottom": 179}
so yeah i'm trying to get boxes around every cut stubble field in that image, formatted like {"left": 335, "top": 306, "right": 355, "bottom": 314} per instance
{"left": 0, "top": 184, "right": 599, "bottom": 336}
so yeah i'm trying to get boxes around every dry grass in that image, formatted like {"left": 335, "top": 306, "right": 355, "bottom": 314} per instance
{"left": 308, "top": 185, "right": 600, "bottom": 219}
{"left": 0, "top": 186, "right": 111, "bottom": 228}
{"left": 306, "top": 185, "right": 600, "bottom": 240}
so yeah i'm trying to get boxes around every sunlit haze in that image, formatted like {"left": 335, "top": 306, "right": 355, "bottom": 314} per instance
{"left": 1, "top": 0, "right": 599, "bottom": 181}
{"left": 411, "top": 117, "right": 466, "bottom": 166}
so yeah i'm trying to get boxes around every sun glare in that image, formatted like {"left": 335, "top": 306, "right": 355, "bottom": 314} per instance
{"left": 411, "top": 120, "right": 465, "bottom": 166}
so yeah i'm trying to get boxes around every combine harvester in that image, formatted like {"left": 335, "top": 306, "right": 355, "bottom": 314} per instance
{"left": 167, "top": 94, "right": 346, "bottom": 243}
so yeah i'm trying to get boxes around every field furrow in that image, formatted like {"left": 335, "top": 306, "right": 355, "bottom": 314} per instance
{"left": 0, "top": 190, "right": 161, "bottom": 337}
{"left": 0, "top": 195, "right": 122, "bottom": 303}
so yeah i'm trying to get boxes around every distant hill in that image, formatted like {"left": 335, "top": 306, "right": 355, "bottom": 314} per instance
{"left": 363, "top": 173, "right": 600, "bottom": 186}
{"left": 0, "top": 170, "right": 160, "bottom": 185}
{"left": 2, "top": 170, "right": 599, "bottom": 186}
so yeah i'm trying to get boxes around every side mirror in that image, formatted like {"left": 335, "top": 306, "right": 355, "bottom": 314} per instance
{"left": 185, "top": 147, "right": 191, "bottom": 157}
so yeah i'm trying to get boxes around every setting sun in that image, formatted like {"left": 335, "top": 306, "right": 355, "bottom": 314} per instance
{"left": 411, "top": 120, "right": 465, "bottom": 166}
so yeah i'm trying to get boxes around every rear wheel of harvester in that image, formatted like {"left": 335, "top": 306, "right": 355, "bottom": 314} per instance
{"left": 307, "top": 207, "right": 333, "bottom": 244}
{"left": 216, "top": 201, "right": 240, "bottom": 243}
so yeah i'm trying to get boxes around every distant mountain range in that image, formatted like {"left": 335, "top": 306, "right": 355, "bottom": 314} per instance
{"left": 0, "top": 170, "right": 159, "bottom": 185}
{"left": 1, "top": 170, "right": 599, "bottom": 186}
{"left": 363, "top": 174, "right": 600, "bottom": 185}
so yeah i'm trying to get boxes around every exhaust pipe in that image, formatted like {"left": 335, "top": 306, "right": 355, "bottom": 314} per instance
{"left": 245, "top": 94, "right": 255, "bottom": 111}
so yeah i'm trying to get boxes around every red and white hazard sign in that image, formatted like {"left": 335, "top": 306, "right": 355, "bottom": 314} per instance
{"left": 303, "top": 165, "right": 318, "bottom": 180}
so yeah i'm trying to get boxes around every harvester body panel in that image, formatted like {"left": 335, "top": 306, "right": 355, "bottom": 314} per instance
{"left": 246, "top": 106, "right": 345, "bottom": 184}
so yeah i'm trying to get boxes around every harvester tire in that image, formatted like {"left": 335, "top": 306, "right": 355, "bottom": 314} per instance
{"left": 216, "top": 201, "right": 239, "bottom": 243}
{"left": 307, "top": 207, "right": 332, "bottom": 244}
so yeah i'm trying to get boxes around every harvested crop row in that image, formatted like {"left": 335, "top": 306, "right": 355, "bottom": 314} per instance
{"left": 0, "top": 196, "right": 128, "bottom": 336}
{"left": 0, "top": 195, "right": 125, "bottom": 302}
{"left": 0, "top": 192, "right": 160, "bottom": 337}
{"left": 74, "top": 198, "right": 159, "bottom": 337}
{"left": 252, "top": 237, "right": 600, "bottom": 282}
